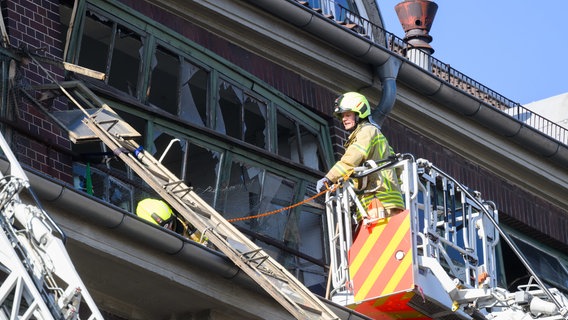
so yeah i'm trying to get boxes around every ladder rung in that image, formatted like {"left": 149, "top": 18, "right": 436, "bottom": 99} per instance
{"left": 97, "top": 118, "right": 119, "bottom": 127}
{"left": 242, "top": 249, "right": 269, "bottom": 265}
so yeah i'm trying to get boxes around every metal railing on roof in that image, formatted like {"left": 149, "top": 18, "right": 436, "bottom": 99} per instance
{"left": 300, "top": 0, "right": 568, "bottom": 146}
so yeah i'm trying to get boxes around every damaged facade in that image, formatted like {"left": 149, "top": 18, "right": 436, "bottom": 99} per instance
{"left": 0, "top": 0, "right": 567, "bottom": 319}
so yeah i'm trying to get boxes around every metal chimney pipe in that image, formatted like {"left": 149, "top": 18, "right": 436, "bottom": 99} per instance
{"left": 395, "top": 0, "right": 438, "bottom": 70}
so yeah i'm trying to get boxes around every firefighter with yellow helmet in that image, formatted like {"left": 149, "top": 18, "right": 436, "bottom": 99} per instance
{"left": 316, "top": 92, "right": 405, "bottom": 222}
{"left": 136, "top": 198, "right": 207, "bottom": 244}
{"left": 136, "top": 198, "right": 176, "bottom": 230}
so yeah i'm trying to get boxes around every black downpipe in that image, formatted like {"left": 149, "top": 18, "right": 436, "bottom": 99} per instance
{"left": 371, "top": 55, "right": 402, "bottom": 127}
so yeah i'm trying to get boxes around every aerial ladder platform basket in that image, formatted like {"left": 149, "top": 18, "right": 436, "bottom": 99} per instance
{"left": 325, "top": 156, "right": 568, "bottom": 320}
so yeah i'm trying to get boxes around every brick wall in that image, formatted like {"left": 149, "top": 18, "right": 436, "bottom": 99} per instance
{"left": 3, "top": 0, "right": 73, "bottom": 183}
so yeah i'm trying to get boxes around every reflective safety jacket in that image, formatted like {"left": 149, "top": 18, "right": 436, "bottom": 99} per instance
{"left": 325, "top": 120, "right": 404, "bottom": 211}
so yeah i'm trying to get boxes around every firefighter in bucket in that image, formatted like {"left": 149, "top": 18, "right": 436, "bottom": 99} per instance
{"left": 316, "top": 92, "right": 405, "bottom": 229}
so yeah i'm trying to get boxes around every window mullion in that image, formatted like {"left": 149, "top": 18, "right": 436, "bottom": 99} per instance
{"left": 104, "top": 22, "right": 117, "bottom": 85}
{"left": 138, "top": 34, "right": 156, "bottom": 103}
{"left": 209, "top": 69, "right": 219, "bottom": 130}
{"left": 294, "top": 122, "right": 304, "bottom": 165}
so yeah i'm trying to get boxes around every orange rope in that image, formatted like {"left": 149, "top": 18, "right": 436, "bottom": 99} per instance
{"left": 227, "top": 183, "right": 338, "bottom": 223}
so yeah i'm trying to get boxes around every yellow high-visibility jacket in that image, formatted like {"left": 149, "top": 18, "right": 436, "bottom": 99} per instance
{"left": 325, "top": 120, "right": 404, "bottom": 211}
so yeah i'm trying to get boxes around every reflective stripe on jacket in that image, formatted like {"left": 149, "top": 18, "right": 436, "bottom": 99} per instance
{"left": 325, "top": 121, "right": 404, "bottom": 210}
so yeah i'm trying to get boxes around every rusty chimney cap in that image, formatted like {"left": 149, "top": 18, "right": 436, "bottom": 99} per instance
{"left": 395, "top": 0, "right": 438, "bottom": 33}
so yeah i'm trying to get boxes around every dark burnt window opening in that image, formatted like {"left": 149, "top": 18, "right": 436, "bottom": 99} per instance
{"left": 502, "top": 235, "right": 568, "bottom": 295}
{"left": 147, "top": 45, "right": 211, "bottom": 128}
{"left": 277, "top": 109, "right": 325, "bottom": 171}
{"left": 179, "top": 59, "right": 209, "bottom": 127}
{"left": 216, "top": 79, "right": 268, "bottom": 150}
{"left": 78, "top": 9, "right": 143, "bottom": 98}
{"left": 148, "top": 45, "right": 179, "bottom": 115}
{"left": 186, "top": 143, "right": 220, "bottom": 205}
{"left": 152, "top": 129, "right": 186, "bottom": 179}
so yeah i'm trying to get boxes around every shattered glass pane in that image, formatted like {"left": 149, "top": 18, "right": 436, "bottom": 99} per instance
{"left": 253, "top": 172, "right": 295, "bottom": 237}
{"left": 186, "top": 143, "right": 220, "bottom": 205}
{"left": 276, "top": 110, "right": 297, "bottom": 160}
{"left": 180, "top": 59, "right": 208, "bottom": 127}
{"left": 152, "top": 128, "right": 187, "bottom": 179}
{"left": 244, "top": 95, "right": 267, "bottom": 149}
{"left": 149, "top": 46, "right": 179, "bottom": 115}
{"left": 216, "top": 160, "right": 263, "bottom": 222}
{"left": 299, "top": 124, "right": 324, "bottom": 171}
{"left": 217, "top": 160, "right": 296, "bottom": 241}
{"left": 217, "top": 80, "right": 243, "bottom": 139}
{"left": 109, "top": 177, "right": 132, "bottom": 211}
{"left": 108, "top": 24, "right": 143, "bottom": 97}
{"left": 79, "top": 10, "right": 113, "bottom": 74}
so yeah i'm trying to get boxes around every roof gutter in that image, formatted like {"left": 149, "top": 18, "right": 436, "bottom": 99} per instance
{"left": 246, "top": 0, "right": 568, "bottom": 167}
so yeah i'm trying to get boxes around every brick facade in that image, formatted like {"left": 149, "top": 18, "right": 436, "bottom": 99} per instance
{"left": 3, "top": 0, "right": 73, "bottom": 183}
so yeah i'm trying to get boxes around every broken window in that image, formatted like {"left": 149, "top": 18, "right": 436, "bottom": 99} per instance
{"left": 148, "top": 45, "right": 179, "bottom": 114}
{"left": 108, "top": 25, "right": 142, "bottom": 96}
{"left": 151, "top": 128, "right": 186, "bottom": 179}
{"left": 148, "top": 46, "right": 210, "bottom": 126}
{"left": 78, "top": 9, "right": 143, "bottom": 97}
{"left": 277, "top": 109, "right": 325, "bottom": 171}
{"left": 180, "top": 59, "right": 209, "bottom": 127}
{"left": 244, "top": 95, "right": 268, "bottom": 149}
{"left": 277, "top": 110, "right": 296, "bottom": 159}
{"left": 186, "top": 143, "right": 220, "bottom": 205}
{"left": 216, "top": 160, "right": 263, "bottom": 222}
{"left": 217, "top": 80, "right": 243, "bottom": 139}
{"left": 217, "top": 79, "right": 268, "bottom": 149}
{"left": 78, "top": 10, "right": 113, "bottom": 74}
{"left": 299, "top": 124, "right": 325, "bottom": 171}
{"left": 250, "top": 172, "right": 295, "bottom": 237}
{"left": 215, "top": 160, "right": 295, "bottom": 233}
{"left": 72, "top": 163, "right": 133, "bottom": 211}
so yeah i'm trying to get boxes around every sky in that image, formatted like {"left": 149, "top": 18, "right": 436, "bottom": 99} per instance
{"left": 375, "top": 1, "right": 568, "bottom": 105}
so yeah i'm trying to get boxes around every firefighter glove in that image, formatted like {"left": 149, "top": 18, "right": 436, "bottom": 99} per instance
{"left": 316, "top": 177, "right": 330, "bottom": 192}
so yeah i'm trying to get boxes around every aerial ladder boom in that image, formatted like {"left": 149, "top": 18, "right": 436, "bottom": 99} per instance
{"left": 0, "top": 129, "right": 104, "bottom": 319}
{"left": 31, "top": 80, "right": 340, "bottom": 320}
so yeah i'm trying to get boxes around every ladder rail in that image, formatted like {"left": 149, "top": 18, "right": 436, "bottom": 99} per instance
{"left": 81, "top": 116, "right": 340, "bottom": 320}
